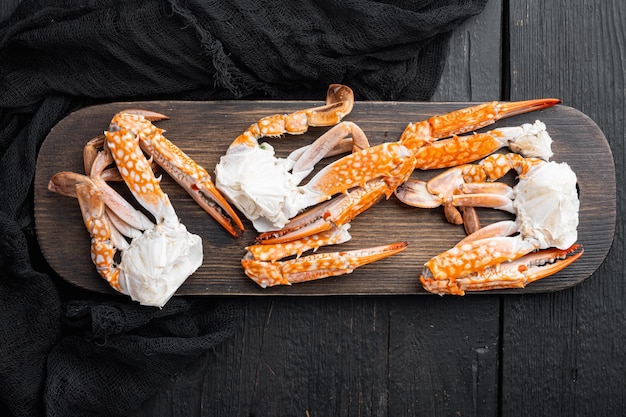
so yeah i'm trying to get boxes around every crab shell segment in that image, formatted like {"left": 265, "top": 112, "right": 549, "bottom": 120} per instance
{"left": 514, "top": 160, "right": 580, "bottom": 250}
{"left": 117, "top": 221, "right": 202, "bottom": 307}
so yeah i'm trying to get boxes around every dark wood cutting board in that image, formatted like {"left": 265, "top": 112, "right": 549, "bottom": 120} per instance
{"left": 34, "top": 100, "right": 615, "bottom": 296}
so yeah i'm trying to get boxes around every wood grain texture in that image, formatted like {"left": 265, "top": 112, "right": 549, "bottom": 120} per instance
{"left": 432, "top": 0, "right": 502, "bottom": 102}
{"left": 137, "top": 295, "right": 503, "bottom": 417}
{"left": 35, "top": 100, "right": 612, "bottom": 297}
{"left": 387, "top": 296, "right": 500, "bottom": 415}
{"left": 503, "top": 0, "right": 625, "bottom": 416}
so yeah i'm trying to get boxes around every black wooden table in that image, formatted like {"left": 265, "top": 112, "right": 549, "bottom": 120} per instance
{"left": 3, "top": 1, "right": 624, "bottom": 415}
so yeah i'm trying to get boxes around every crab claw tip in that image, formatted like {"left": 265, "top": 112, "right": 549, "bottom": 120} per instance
{"left": 121, "top": 109, "right": 170, "bottom": 121}
{"left": 496, "top": 98, "right": 561, "bottom": 119}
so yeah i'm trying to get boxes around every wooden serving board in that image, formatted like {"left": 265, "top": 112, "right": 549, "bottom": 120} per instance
{"left": 34, "top": 101, "right": 615, "bottom": 296}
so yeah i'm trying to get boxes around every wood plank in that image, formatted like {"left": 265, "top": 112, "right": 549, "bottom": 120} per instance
{"left": 136, "top": 297, "right": 503, "bottom": 417}
{"left": 35, "top": 100, "right": 610, "bottom": 297}
{"left": 433, "top": 0, "right": 502, "bottom": 102}
{"left": 502, "top": 0, "right": 625, "bottom": 415}
{"left": 205, "top": 297, "right": 392, "bottom": 416}
{"left": 387, "top": 296, "right": 500, "bottom": 415}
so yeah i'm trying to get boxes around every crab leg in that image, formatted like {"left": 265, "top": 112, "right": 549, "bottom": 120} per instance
{"left": 393, "top": 155, "right": 524, "bottom": 229}
{"left": 300, "top": 116, "right": 554, "bottom": 206}
{"left": 105, "top": 118, "right": 178, "bottom": 226}
{"left": 84, "top": 135, "right": 158, "bottom": 182}
{"left": 395, "top": 178, "right": 513, "bottom": 234}
{"left": 400, "top": 99, "right": 559, "bottom": 154}
{"left": 49, "top": 166, "right": 145, "bottom": 292}
{"left": 108, "top": 111, "right": 245, "bottom": 236}
{"left": 48, "top": 167, "right": 153, "bottom": 233}
{"left": 243, "top": 241, "right": 408, "bottom": 288}
{"left": 420, "top": 219, "right": 567, "bottom": 293}
{"left": 74, "top": 181, "right": 122, "bottom": 290}
{"left": 227, "top": 84, "right": 355, "bottom": 151}
{"left": 396, "top": 180, "right": 514, "bottom": 211}
{"left": 247, "top": 224, "right": 353, "bottom": 261}
{"left": 412, "top": 121, "right": 552, "bottom": 170}
{"left": 394, "top": 153, "right": 549, "bottom": 233}
{"left": 424, "top": 220, "right": 536, "bottom": 281}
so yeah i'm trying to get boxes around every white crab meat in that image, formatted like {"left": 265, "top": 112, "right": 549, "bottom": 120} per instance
{"left": 215, "top": 142, "right": 322, "bottom": 232}
{"left": 502, "top": 120, "right": 554, "bottom": 160}
{"left": 117, "top": 222, "right": 203, "bottom": 307}
{"left": 514, "top": 160, "right": 579, "bottom": 250}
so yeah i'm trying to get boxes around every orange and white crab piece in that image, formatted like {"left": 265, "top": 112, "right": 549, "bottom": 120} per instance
{"left": 74, "top": 181, "right": 121, "bottom": 291}
{"left": 227, "top": 84, "right": 355, "bottom": 150}
{"left": 419, "top": 158, "right": 581, "bottom": 295}
{"left": 243, "top": 223, "right": 407, "bottom": 288}
{"left": 215, "top": 85, "right": 370, "bottom": 232}
{"left": 394, "top": 153, "right": 545, "bottom": 232}
{"left": 243, "top": 239, "right": 408, "bottom": 288}
{"left": 421, "top": 244, "right": 583, "bottom": 295}
{"left": 107, "top": 110, "right": 244, "bottom": 236}
{"left": 49, "top": 115, "right": 205, "bottom": 307}
{"left": 105, "top": 119, "right": 175, "bottom": 223}
{"left": 251, "top": 101, "right": 558, "bottom": 241}
{"left": 302, "top": 115, "right": 555, "bottom": 204}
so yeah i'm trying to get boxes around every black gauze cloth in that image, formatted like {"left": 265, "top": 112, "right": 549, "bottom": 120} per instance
{"left": 0, "top": 0, "right": 487, "bottom": 416}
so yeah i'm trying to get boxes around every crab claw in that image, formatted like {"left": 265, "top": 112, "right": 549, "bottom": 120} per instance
{"left": 421, "top": 244, "right": 583, "bottom": 295}
{"left": 119, "top": 109, "right": 170, "bottom": 122}
{"left": 419, "top": 98, "right": 561, "bottom": 140}
{"left": 243, "top": 241, "right": 408, "bottom": 288}
{"left": 110, "top": 110, "right": 245, "bottom": 237}
{"left": 494, "top": 98, "right": 561, "bottom": 119}
{"left": 186, "top": 177, "right": 246, "bottom": 237}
